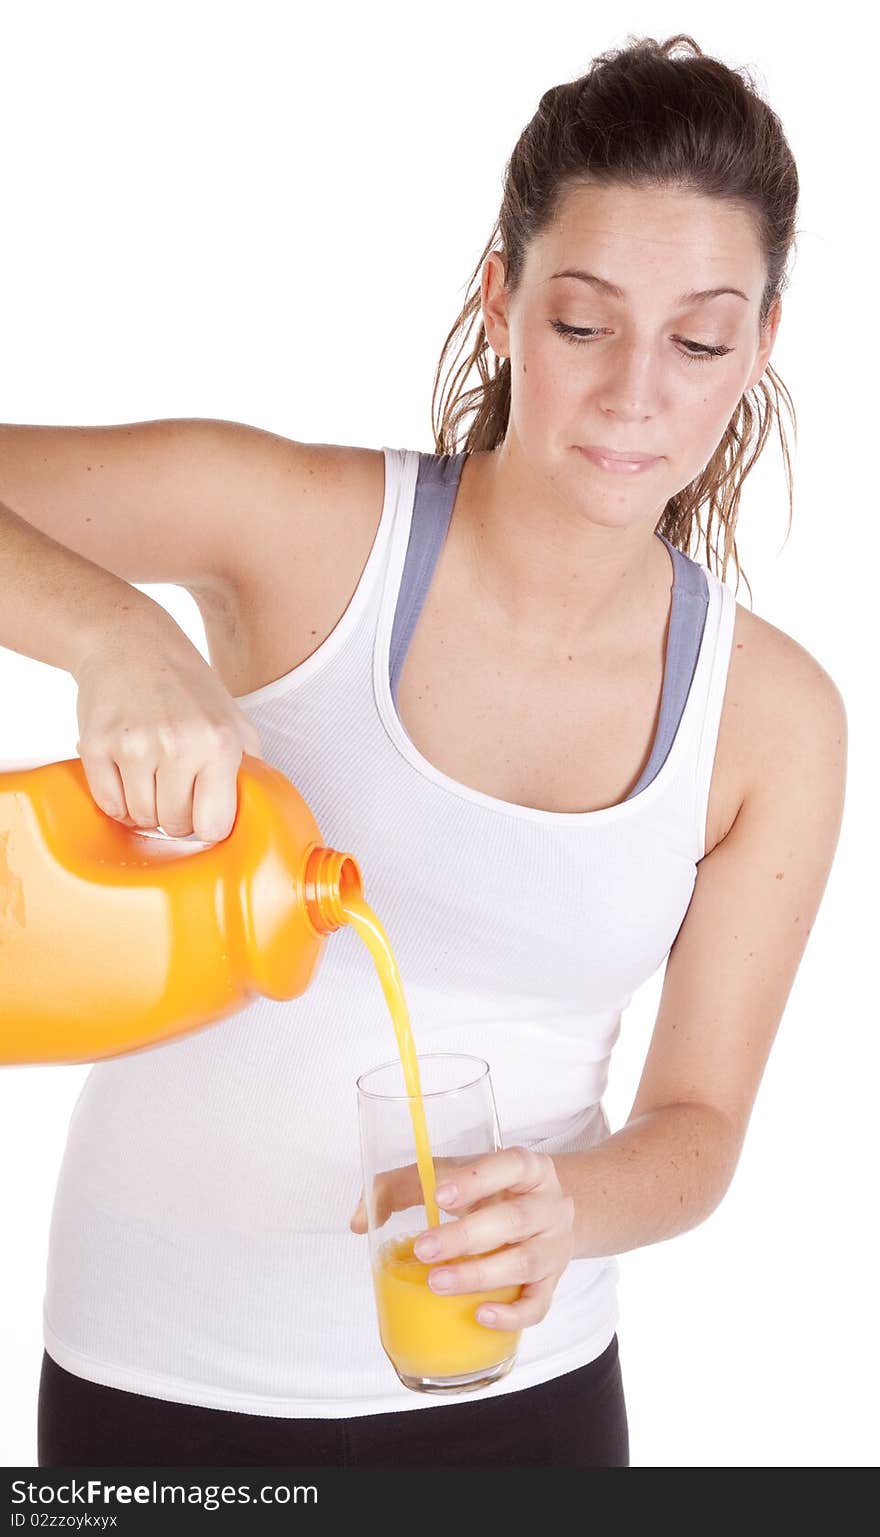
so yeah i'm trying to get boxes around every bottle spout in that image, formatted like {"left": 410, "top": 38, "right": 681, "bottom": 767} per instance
{"left": 303, "top": 845, "right": 364, "bottom": 933}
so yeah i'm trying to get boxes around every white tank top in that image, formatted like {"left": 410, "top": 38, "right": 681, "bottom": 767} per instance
{"left": 41, "top": 446, "right": 736, "bottom": 1419}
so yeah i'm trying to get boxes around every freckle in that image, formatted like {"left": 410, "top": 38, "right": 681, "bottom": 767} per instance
{"left": 568, "top": 655, "right": 572, "bottom": 662}
{"left": 775, "top": 872, "right": 784, "bottom": 880}
{"left": 310, "top": 629, "right": 316, "bottom": 635}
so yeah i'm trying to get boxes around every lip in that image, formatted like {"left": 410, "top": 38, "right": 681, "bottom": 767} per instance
{"left": 576, "top": 444, "right": 663, "bottom": 473}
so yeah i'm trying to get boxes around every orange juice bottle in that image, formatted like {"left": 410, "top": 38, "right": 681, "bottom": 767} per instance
{"left": 0, "top": 754, "right": 363, "bottom": 1066}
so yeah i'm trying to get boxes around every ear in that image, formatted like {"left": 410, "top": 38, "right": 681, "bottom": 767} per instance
{"left": 481, "top": 249, "right": 512, "bottom": 360}
{"left": 747, "top": 295, "right": 783, "bottom": 389}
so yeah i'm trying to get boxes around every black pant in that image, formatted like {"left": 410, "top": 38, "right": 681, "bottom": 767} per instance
{"left": 38, "top": 1335, "right": 629, "bottom": 1468}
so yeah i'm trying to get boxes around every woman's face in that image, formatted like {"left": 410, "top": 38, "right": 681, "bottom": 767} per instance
{"left": 481, "top": 182, "right": 781, "bottom": 529}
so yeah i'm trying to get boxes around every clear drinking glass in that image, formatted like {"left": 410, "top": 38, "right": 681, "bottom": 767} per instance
{"left": 356, "top": 1051, "right": 523, "bottom": 1395}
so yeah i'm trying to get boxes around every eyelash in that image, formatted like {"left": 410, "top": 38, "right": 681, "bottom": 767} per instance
{"left": 550, "top": 319, "right": 733, "bottom": 364}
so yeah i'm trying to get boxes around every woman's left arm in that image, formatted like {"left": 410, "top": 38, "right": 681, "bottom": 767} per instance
{"left": 351, "top": 645, "right": 848, "bottom": 1329}
{"left": 555, "top": 642, "right": 848, "bottom": 1259}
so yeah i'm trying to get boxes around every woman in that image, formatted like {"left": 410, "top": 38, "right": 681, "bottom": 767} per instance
{"left": 18, "top": 34, "right": 844, "bottom": 1467}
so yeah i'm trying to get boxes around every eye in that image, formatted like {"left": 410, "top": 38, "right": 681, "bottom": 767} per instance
{"left": 550, "top": 319, "right": 733, "bottom": 365}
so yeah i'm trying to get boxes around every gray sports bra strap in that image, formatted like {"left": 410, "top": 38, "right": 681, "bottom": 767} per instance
{"left": 389, "top": 452, "right": 464, "bottom": 703}
{"left": 641, "top": 531, "right": 709, "bottom": 796}
{"left": 389, "top": 451, "right": 708, "bottom": 801}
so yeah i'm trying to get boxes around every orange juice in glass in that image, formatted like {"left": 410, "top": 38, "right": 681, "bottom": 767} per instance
{"left": 356, "top": 1052, "right": 522, "bottom": 1394}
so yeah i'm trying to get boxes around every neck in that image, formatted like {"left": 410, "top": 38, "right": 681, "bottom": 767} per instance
{"left": 457, "top": 440, "right": 673, "bottom": 653}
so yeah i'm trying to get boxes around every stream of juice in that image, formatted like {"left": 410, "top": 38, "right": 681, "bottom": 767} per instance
{"left": 341, "top": 892, "right": 439, "bottom": 1229}
{"left": 340, "top": 890, "right": 522, "bottom": 1379}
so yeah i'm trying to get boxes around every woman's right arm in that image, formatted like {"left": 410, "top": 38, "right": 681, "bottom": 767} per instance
{"left": 0, "top": 492, "right": 185, "bottom": 677}
{"left": 0, "top": 416, "right": 271, "bottom": 840}
{"left": 0, "top": 414, "right": 272, "bottom": 671}
{"left": 0, "top": 416, "right": 380, "bottom": 839}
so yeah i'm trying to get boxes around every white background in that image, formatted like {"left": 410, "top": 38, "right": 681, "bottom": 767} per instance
{"left": 0, "top": 0, "right": 875, "bottom": 1469}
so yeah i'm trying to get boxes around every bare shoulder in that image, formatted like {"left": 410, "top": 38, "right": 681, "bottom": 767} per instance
{"left": 191, "top": 424, "right": 387, "bottom": 696}
{"left": 199, "top": 423, "right": 386, "bottom": 594}
{"left": 728, "top": 598, "right": 847, "bottom": 808}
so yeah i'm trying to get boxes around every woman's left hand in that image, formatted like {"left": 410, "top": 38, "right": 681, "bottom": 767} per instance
{"left": 349, "top": 1147, "right": 576, "bottom": 1331}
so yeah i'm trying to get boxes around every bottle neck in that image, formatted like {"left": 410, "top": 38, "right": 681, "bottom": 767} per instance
{"left": 303, "top": 845, "right": 364, "bottom": 934}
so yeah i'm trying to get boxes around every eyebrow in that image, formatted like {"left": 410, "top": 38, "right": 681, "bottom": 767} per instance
{"left": 548, "top": 268, "right": 749, "bottom": 304}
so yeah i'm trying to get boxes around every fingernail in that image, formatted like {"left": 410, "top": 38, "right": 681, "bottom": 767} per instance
{"left": 429, "top": 1269, "right": 453, "bottom": 1290}
{"left": 477, "top": 1308, "right": 497, "bottom": 1326}
{"left": 434, "top": 1183, "right": 458, "bottom": 1205}
{"left": 414, "top": 1234, "right": 440, "bottom": 1259}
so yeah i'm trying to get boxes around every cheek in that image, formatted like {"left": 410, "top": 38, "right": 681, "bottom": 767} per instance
{"left": 673, "top": 391, "right": 740, "bottom": 480}
{"left": 517, "top": 343, "right": 577, "bottom": 412}
{"left": 687, "top": 385, "right": 742, "bottom": 445}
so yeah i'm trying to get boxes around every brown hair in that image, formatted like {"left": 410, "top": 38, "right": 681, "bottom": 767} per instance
{"left": 430, "top": 33, "right": 800, "bottom": 605}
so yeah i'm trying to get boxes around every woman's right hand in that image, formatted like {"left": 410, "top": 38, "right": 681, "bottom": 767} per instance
{"left": 73, "top": 614, "right": 265, "bottom": 844}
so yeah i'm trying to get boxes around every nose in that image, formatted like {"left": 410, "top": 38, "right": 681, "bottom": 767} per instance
{"left": 594, "top": 341, "right": 664, "bottom": 419}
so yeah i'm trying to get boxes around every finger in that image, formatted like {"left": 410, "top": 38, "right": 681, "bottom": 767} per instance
{"left": 366, "top": 1155, "right": 467, "bottom": 1227}
{"left": 114, "top": 735, "right": 159, "bottom": 828}
{"left": 78, "top": 748, "right": 138, "bottom": 825}
{"left": 155, "top": 753, "right": 198, "bottom": 838}
{"left": 349, "top": 1186, "right": 366, "bottom": 1232}
{"left": 434, "top": 1146, "right": 551, "bottom": 1213}
{"left": 475, "top": 1273, "right": 558, "bottom": 1331}
{"left": 190, "top": 752, "right": 243, "bottom": 843}
{"left": 424, "top": 1231, "right": 566, "bottom": 1297}
{"left": 413, "top": 1190, "right": 550, "bottom": 1264}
